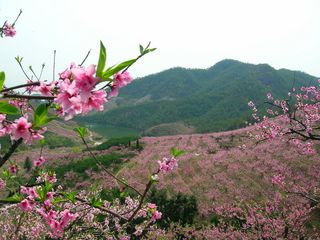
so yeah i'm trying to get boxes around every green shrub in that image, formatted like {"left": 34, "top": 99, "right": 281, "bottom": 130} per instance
{"left": 148, "top": 188, "right": 198, "bottom": 228}
{"left": 93, "top": 136, "right": 140, "bottom": 151}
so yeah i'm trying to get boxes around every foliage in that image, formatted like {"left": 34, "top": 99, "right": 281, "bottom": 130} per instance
{"left": 53, "top": 152, "right": 134, "bottom": 180}
{"left": 148, "top": 188, "right": 198, "bottom": 228}
{"left": 92, "top": 136, "right": 140, "bottom": 151}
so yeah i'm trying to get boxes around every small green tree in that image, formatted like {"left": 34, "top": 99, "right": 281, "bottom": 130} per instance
{"left": 23, "top": 156, "right": 32, "bottom": 172}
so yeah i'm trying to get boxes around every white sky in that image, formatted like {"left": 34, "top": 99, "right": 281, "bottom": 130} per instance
{"left": 1, "top": 0, "right": 319, "bottom": 86}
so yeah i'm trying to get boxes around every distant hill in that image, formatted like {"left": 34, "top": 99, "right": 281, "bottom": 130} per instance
{"left": 77, "top": 59, "right": 317, "bottom": 137}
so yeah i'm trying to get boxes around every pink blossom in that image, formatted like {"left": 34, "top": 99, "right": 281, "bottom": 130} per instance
{"left": 271, "top": 174, "right": 285, "bottom": 187}
{"left": 59, "top": 209, "right": 78, "bottom": 229}
{"left": 108, "top": 86, "right": 119, "bottom": 98}
{"left": 20, "top": 199, "right": 34, "bottom": 212}
{"left": 158, "top": 157, "right": 178, "bottom": 173}
{"left": 134, "top": 227, "right": 143, "bottom": 236}
{"left": 150, "top": 210, "right": 162, "bottom": 222}
{"left": 26, "top": 80, "right": 37, "bottom": 94}
{"left": 40, "top": 209, "right": 77, "bottom": 236}
{"left": 0, "top": 114, "right": 6, "bottom": 122}
{"left": 107, "top": 71, "right": 133, "bottom": 99}
{"left": 120, "top": 236, "right": 131, "bottom": 240}
{"left": 81, "top": 90, "right": 107, "bottom": 115}
{"left": 11, "top": 117, "right": 32, "bottom": 141}
{"left": 30, "top": 130, "right": 45, "bottom": 141}
{"left": 147, "top": 203, "right": 157, "bottom": 209}
{"left": 20, "top": 186, "right": 39, "bottom": 200}
{"left": 2, "top": 22, "right": 16, "bottom": 37}
{"left": 59, "top": 68, "right": 72, "bottom": 80}
{"left": 54, "top": 65, "right": 108, "bottom": 120}
{"left": 8, "top": 165, "right": 17, "bottom": 174}
{"left": 114, "top": 71, "right": 133, "bottom": 88}
{"left": 34, "top": 156, "right": 46, "bottom": 167}
{"left": 46, "top": 192, "right": 54, "bottom": 200}
{"left": 46, "top": 173, "right": 57, "bottom": 183}
{"left": 37, "top": 82, "right": 55, "bottom": 96}
{"left": 71, "top": 64, "right": 98, "bottom": 95}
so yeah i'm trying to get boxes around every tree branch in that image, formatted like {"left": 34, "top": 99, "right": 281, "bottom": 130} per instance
{"left": 1, "top": 94, "right": 54, "bottom": 100}
{"left": 0, "top": 82, "right": 40, "bottom": 93}
{"left": 0, "top": 138, "right": 23, "bottom": 168}
{"left": 80, "top": 137, "right": 142, "bottom": 197}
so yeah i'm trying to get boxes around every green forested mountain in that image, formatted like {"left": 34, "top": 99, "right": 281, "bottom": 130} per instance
{"left": 77, "top": 59, "right": 317, "bottom": 137}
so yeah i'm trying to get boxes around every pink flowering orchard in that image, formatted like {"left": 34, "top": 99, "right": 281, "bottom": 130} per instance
{"left": 0, "top": 8, "right": 319, "bottom": 240}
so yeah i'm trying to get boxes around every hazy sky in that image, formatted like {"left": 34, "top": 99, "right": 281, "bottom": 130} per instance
{"left": 1, "top": 0, "right": 319, "bottom": 86}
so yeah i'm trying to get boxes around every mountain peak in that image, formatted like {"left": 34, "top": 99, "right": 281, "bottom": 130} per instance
{"left": 209, "top": 59, "right": 243, "bottom": 71}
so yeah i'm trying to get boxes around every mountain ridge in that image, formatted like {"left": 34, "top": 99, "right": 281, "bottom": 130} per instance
{"left": 77, "top": 59, "right": 317, "bottom": 137}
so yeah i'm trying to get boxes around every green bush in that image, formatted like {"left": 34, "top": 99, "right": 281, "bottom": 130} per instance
{"left": 93, "top": 136, "right": 140, "bottom": 151}
{"left": 53, "top": 152, "right": 135, "bottom": 182}
{"left": 148, "top": 188, "right": 198, "bottom": 228}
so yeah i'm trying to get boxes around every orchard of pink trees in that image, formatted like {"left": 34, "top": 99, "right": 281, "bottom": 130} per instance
{"left": 0, "top": 9, "right": 319, "bottom": 240}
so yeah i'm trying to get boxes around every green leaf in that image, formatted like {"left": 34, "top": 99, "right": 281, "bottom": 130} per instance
{"left": 33, "top": 104, "right": 56, "bottom": 129}
{"left": 96, "top": 41, "right": 107, "bottom": 78}
{"left": 0, "top": 71, "right": 5, "bottom": 91}
{"left": 65, "top": 191, "right": 76, "bottom": 204}
{"left": 44, "top": 181, "right": 53, "bottom": 192}
{"left": 102, "top": 59, "right": 136, "bottom": 79}
{"left": 146, "top": 48, "right": 157, "bottom": 53}
{"left": 3, "top": 193, "right": 23, "bottom": 203}
{"left": 15, "top": 56, "right": 23, "bottom": 63}
{"left": 171, "top": 147, "right": 185, "bottom": 158}
{"left": 0, "top": 101, "right": 19, "bottom": 115}
{"left": 37, "top": 182, "right": 53, "bottom": 201}
{"left": 74, "top": 127, "right": 87, "bottom": 139}
{"left": 34, "top": 104, "right": 48, "bottom": 121}
{"left": 39, "top": 139, "right": 46, "bottom": 146}
{"left": 2, "top": 170, "right": 9, "bottom": 178}
{"left": 90, "top": 197, "right": 103, "bottom": 207}
{"left": 139, "top": 44, "right": 144, "bottom": 54}
{"left": 51, "top": 197, "right": 66, "bottom": 205}
{"left": 37, "top": 187, "right": 46, "bottom": 201}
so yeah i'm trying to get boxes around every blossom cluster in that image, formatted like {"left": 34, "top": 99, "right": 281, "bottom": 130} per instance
{"left": 0, "top": 115, "right": 44, "bottom": 144}
{"left": 1, "top": 22, "right": 16, "bottom": 37}
{"left": 26, "top": 64, "right": 132, "bottom": 120}
{"left": 248, "top": 83, "right": 320, "bottom": 154}
{"left": 158, "top": 156, "right": 178, "bottom": 173}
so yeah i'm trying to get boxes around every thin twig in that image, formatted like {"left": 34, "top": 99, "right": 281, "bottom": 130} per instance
{"left": 73, "top": 195, "right": 128, "bottom": 221}
{"left": 128, "top": 178, "right": 155, "bottom": 222}
{"left": 39, "top": 64, "right": 45, "bottom": 80}
{"left": 53, "top": 50, "right": 56, "bottom": 81}
{"left": 287, "top": 191, "right": 319, "bottom": 203}
{"left": 80, "top": 137, "right": 142, "bottom": 197}
{"left": 16, "top": 59, "right": 31, "bottom": 81}
{"left": 12, "top": 9, "right": 23, "bottom": 27}
{"left": 29, "top": 66, "right": 40, "bottom": 81}
{"left": 80, "top": 49, "right": 91, "bottom": 66}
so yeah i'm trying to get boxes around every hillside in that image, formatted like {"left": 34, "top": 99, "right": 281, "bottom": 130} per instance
{"left": 118, "top": 128, "right": 320, "bottom": 217}
{"left": 77, "top": 59, "right": 317, "bottom": 137}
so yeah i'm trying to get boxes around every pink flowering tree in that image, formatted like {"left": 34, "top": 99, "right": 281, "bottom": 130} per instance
{"left": 248, "top": 82, "right": 320, "bottom": 154}
{"left": 242, "top": 83, "right": 320, "bottom": 237}
{"left": 0, "top": 11, "right": 188, "bottom": 239}
{"left": 0, "top": 9, "right": 21, "bottom": 38}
